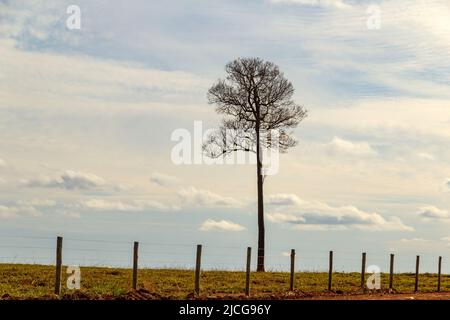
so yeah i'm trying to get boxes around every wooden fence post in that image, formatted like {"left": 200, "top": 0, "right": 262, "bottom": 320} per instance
{"left": 245, "top": 247, "right": 251, "bottom": 296}
{"left": 194, "top": 244, "right": 202, "bottom": 295}
{"left": 361, "top": 252, "right": 366, "bottom": 290}
{"left": 132, "top": 241, "right": 139, "bottom": 290}
{"left": 328, "top": 251, "right": 333, "bottom": 291}
{"left": 389, "top": 253, "right": 394, "bottom": 291}
{"left": 438, "top": 256, "right": 442, "bottom": 292}
{"left": 54, "top": 236, "right": 63, "bottom": 295}
{"left": 290, "top": 249, "right": 295, "bottom": 291}
{"left": 414, "top": 255, "right": 420, "bottom": 292}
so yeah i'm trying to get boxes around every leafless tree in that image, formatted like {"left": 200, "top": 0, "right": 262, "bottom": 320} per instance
{"left": 203, "top": 58, "right": 307, "bottom": 272}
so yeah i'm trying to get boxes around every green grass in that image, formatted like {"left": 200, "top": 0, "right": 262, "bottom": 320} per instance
{"left": 0, "top": 264, "right": 448, "bottom": 299}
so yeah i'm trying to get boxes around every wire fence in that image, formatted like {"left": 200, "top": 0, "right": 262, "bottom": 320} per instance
{"left": 0, "top": 234, "right": 446, "bottom": 272}
{"left": 0, "top": 234, "right": 448, "bottom": 297}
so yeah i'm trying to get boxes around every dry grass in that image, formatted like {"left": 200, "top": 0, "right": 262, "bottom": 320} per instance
{"left": 0, "top": 264, "right": 448, "bottom": 299}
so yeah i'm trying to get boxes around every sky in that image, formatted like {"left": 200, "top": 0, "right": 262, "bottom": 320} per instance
{"left": 1, "top": 0, "right": 450, "bottom": 273}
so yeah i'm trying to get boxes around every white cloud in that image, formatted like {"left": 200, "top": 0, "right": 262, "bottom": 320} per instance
{"left": 267, "top": 212, "right": 305, "bottom": 224}
{"left": 418, "top": 206, "right": 450, "bottom": 220}
{"left": 150, "top": 172, "right": 180, "bottom": 187}
{"left": 270, "top": 0, "right": 351, "bottom": 9}
{"left": 267, "top": 194, "right": 413, "bottom": 231}
{"left": 265, "top": 194, "right": 307, "bottom": 207}
{"left": 82, "top": 199, "right": 142, "bottom": 212}
{"left": 327, "top": 137, "right": 376, "bottom": 156}
{"left": 417, "top": 152, "right": 435, "bottom": 161}
{"left": 199, "top": 219, "right": 246, "bottom": 232}
{"left": 17, "top": 199, "right": 57, "bottom": 207}
{"left": 81, "top": 198, "right": 178, "bottom": 212}
{"left": 178, "top": 186, "right": 244, "bottom": 208}
{"left": 269, "top": 1, "right": 450, "bottom": 102}
{"left": 390, "top": 237, "right": 437, "bottom": 250}
{"left": 0, "top": 39, "right": 208, "bottom": 111}
{"left": 63, "top": 212, "right": 81, "bottom": 219}
{"left": 21, "top": 170, "right": 105, "bottom": 190}
{"left": 313, "top": 99, "right": 450, "bottom": 140}
{"left": 399, "top": 238, "right": 430, "bottom": 243}
{"left": 0, "top": 158, "right": 5, "bottom": 167}
{"left": 0, "top": 1, "right": 61, "bottom": 40}
{"left": 0, "top": 0, "right": 449, "bottom": 251}
{"left": 0, "top": 205, "right": 41, "bottom": 219}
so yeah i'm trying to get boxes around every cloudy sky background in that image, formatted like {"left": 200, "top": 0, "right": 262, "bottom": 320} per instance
{"left": 2, "top": 0, "right": 450, "bottom": 272}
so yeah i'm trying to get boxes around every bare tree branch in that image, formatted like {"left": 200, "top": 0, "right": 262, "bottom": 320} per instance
{"left": 204, "top": 57, "right": 307, "bottom": 156}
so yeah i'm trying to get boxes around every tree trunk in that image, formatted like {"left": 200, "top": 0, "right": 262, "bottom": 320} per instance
{"left": 256, "top": 121, "right": 265, "bottom": 272}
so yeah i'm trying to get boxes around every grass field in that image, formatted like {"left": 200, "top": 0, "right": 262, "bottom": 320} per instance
{"left": 0, "top": 264, "right": 449, "bottom": 299}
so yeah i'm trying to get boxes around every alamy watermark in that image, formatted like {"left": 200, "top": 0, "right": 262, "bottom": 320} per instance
{"left": 171, "top": 121, "right": 281, "bottom": 175}
{"left": 66, "top": 266, "right": 81, "bottom": 290}
{"left": 66, "top": 5, "right": 81, "bottom": 30}
{"left": 366, "top": 4, "right": 381, "bottom": 30}
{"left": 366, "top": 265, "right": 381, "bottom": 290}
